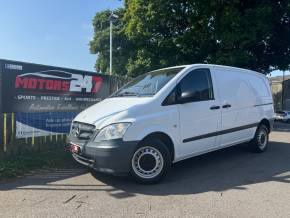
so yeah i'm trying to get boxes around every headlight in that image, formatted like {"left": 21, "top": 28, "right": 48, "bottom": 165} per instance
{"left": 94, "top": 123, "right": 131, "bottom": 142}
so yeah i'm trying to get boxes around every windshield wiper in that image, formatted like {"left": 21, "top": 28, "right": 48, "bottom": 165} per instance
{"left": 112, "top": 91, "right": 140, "bottom": 97}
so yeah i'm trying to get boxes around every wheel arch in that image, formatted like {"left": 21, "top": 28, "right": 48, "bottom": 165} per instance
{"left": 140, "top": 132, "right": 175, "bottom": 162}
{"left": 259, "top": 118, "right": 271, "bottom": 132}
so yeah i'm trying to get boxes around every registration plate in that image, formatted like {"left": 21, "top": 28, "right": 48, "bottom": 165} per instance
{"left": 70, "top": 143, "right": 80, "bottom": 153}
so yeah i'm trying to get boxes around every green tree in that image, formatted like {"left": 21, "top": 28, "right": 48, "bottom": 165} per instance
{"left": 124, "top": 0, "right": 290, "bottom": 75}
{"left": 90, "top": 8, "right": 132, "bottom": 76}
{"left": 91, "top": 1, "right": 290, "bottom": 77}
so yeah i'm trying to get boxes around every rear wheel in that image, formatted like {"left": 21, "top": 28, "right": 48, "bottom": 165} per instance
{"left": 130, "top": 138, "right": 171, "bottom": 184}
{"left": 250, "top": 124, "right": 269, "bottom": 153}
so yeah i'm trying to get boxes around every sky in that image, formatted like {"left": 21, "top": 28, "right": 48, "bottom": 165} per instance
{"left": 0, "top": 0, "right": 123, "bottom": 72}
{"left": 269, "top": 70, "right": 289, "bottom": 77}
{"left": 0, "top": 0, "right": 288, "bottom": 76}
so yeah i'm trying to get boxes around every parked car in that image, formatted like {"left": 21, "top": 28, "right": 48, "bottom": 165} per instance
{"left": 275, "top": 111, "right": 290, "bottom": 123}
{"left": 68, "top": 64, "right": 274, "bottom": 184}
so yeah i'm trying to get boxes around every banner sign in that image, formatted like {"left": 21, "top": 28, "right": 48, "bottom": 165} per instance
{"left": 0, "top": 59, "right": 111, "bottom": 113}
{"left": 15, "top": 112, "right": 77, "bottom": 138}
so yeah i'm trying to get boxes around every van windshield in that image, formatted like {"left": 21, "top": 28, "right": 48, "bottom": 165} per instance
{"left": 111, "top": 67, "right": 184, "bottom": 97}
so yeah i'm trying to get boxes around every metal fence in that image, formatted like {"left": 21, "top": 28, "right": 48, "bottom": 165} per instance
{"left": 0, "top": 113, "right": 65, "bottom": 157}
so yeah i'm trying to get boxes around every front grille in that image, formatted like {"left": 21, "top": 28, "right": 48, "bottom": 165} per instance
{"left": 70, "top": 121, "right": 96, "bottom": 141}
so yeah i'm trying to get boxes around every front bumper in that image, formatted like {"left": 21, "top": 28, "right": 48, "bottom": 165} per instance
{"left": 69, "top": 138, "right": 139, "bottom": 175}
{"left": 275, "top": 116, "right": 287, "bottom": 122}
{"left": 275, "top": 117, "right": 284, "bottom": 121}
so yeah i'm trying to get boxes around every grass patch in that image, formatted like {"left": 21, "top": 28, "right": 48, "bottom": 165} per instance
{"left": 0, "top": 147, "right": 79, "bottom": 180}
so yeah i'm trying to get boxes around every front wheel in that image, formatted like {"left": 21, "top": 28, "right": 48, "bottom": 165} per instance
{"left": 250, "top": 124, "right": 269, "bottom": 153}
{"left": 130, "top": 139, "right": 171, "bottom": 184}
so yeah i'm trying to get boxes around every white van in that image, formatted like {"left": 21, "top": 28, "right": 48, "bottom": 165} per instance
{"left": 69, "top": 64, "right": 274, "bottom": 184}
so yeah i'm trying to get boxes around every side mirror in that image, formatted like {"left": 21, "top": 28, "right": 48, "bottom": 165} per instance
{"left": 177, "top": 90, "right": 198, "bottom": 104}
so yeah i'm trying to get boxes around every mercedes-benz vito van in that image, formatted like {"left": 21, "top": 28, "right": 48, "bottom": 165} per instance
{"left": 69, "top": 64, "right": 274, "bottom": 184}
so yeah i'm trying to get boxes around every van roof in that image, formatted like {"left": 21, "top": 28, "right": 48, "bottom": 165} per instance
{"left": 156, "top": 64, "right": 263, "bottom": 77}
{"left": 191, "top": 64, "right": 260, "bottom": 74}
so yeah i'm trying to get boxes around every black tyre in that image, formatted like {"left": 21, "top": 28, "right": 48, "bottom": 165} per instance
{"left": 250, "top": 124, "right": 269, "bottom": 153}
{"left": 130, "top": 138, "right": 171, "bottom": 184}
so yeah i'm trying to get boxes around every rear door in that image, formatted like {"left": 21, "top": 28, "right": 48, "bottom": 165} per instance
{"left": 178, "top": 68, "right": 222, "bottom": 159}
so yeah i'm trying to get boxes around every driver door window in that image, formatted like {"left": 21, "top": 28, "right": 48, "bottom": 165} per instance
{"left": 178, "top": 68, "right": 214, "bottom": 103}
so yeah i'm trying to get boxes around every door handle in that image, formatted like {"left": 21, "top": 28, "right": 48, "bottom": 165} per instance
{"left": 210, "top": 105, "right": 220, "bottom": 110}
{"left": 222, "top": 104, "right": 231, "bottom": 108}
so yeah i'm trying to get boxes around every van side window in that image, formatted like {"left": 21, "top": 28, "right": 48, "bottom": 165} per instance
{"left": 178, "top": 68, "right": 214, "bottom": 103}
{"left": 162, "top": 68, "right": 214, "bottom": 106}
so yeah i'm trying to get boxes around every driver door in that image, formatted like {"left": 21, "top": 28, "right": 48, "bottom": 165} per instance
{"left": 177, "top": 68, "right": 221, "bottom": 159}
